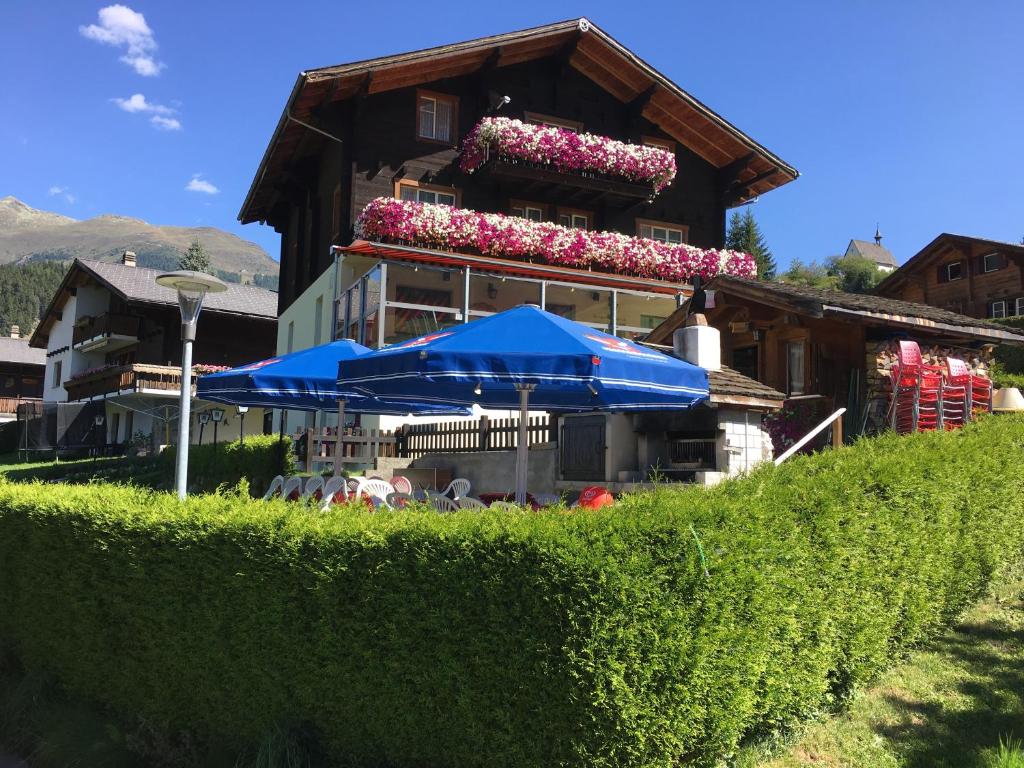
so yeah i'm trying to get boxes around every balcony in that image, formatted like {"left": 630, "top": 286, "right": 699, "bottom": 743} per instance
{"left": 0, "top": 396, "right": 41, "bottom": 417}
{"left": 72, "top": 313, "right": 141, "bottom": 353}
{"left": 475, "top": 158, "right": 657, "bottom": 206}
{"left": 65, "top": 364, "right": 192, "bottom": 402}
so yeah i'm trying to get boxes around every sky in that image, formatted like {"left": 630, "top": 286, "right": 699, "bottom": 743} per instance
{"left": 3, "top": 1, "right": 1023, "bottom": 270}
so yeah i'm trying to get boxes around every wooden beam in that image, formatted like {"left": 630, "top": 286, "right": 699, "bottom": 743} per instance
{"left": 723, "top": 167, "right": 780, "bottom": 206}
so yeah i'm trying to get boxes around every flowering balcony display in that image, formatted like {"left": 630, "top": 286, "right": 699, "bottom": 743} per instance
{"left": 356, "top": 197, "right": 756, "bottom": 282}
{"left": 459, "top": 117, "right": 677, "bottom": 194}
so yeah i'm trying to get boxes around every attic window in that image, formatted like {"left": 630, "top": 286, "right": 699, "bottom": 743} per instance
{"left": 983, "top": 252, "right": 1004, "bottom": 273}
{"left": 945, "top": 262, "right": 962, "bottom": 282}
{"left": 417, "top": 91, "right": 457, "bottom": 144}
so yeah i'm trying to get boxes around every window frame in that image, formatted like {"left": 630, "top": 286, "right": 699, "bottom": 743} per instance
{"left": 641, "top": 135, "right": 676, "bottom": 153}
{"left": 636, "top": 218, "right": 689, "bottom": 245}
{"left": 945, "top": 261, "right": 963, "bottom": 282}
{"left": 556, "top": 207, "right": 592, "bottom": 230}
{"left": 982, "top": 252, "right": 1003, "bottom": 273}
{"left": 1016, "top": 297, "right": 1024, "bottom": 317}
{"left": 991, "top": 299, "right": 1007, "bottom": 319}
{"left": 52, "top": 359, "right": 62, "bottom": 388}
{"left": 394, "top": 180, "right": 461, "bottom": 208}
{"left": 509, "top": 199, "right": 547, "bottom": 222}
{"left": 523, "top": 111, "right": 583, "bottom": 131}
{"left": 415, "top": 89, "right": 459, "bottom": 145}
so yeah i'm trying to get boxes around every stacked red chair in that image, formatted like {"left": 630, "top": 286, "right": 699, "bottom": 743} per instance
{"left": 970, "top": 369, "right": 993, "bottom": 417}
{"left": 890, "top": 340, "right": 924, "bottom": 434}
{"left": 942, "top": 357, "right": 971, "bottom": 429}
{"left": 917, "top": 364, "right": 944, "bottom": 431}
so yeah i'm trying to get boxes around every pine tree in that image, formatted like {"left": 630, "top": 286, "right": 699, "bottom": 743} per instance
{"left": 179, "top": 238, "right": 212, "bottom": 272}
{"left": 725, "top": 209, "right": 777, "bottom": 280}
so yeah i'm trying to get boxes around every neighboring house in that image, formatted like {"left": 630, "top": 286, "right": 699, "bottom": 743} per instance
{"left": 239, "top": 17, "right": 798, "bottom": 438}
{"left": 645, "top": 275, "right": 1024, "bottom": 436}
{"left": 874, "top": 233, "right": 1024, "bottom": 319}
{"left": 0, "top": 327, "right": 44, "bottom": 423}
{"left": 28, "top": 253, "right": 278, "bottom": 451}
{"left": 845, "top": 229, "right": 897, "bottom": 272}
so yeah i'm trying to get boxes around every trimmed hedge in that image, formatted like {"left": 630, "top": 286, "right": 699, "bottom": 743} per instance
{"left": 159, "top": 434, "right": 293, "bottom": 496}
{"left": 1, "top": 418, "right": 1023, "bottom": 766}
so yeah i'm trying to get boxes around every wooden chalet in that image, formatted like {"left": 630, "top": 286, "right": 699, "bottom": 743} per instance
{"left": 0, "top": 330, "right": 44, "bottom": 422}
{"left": 645, "top": 275, "right": 1024, "bottom": 435}
{"left": 239, "top": 17, "right": 799, "bottom": 339}
{"left": 875, "top": 233, "right": 1024, "bottom": 320}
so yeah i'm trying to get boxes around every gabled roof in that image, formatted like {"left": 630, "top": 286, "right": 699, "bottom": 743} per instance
{"left": 847, "top": 239, "right": 897, "bottom": 267}
{"left": 0, "top": 337, "right": 45, "bottom": 367}
{"left": 30, "top": 259, "right": 277, "bottom": 348}
{"left": 645, "top": 275, "right": 1024, "bottom": 346}
{"left": 240, "top": 18, "right": 798, "bottom": 224}
{"left": 875, "top": 233, "right": 1024, "bottom": 294}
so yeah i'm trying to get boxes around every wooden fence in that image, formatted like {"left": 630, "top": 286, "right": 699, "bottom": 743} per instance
{"left": 305, "top": 414, "right": 554, "bottom": 468}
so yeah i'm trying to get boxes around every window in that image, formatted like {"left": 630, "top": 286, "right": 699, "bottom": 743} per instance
{"left": 983, "top": 252, "right": 1004, "bottom": 273}
{"left": 52, "top": 360, "right": 62, "bottom": 388}
{"left": 286, "top": 321, "right": 294, "bottom": 353}
{"left": 1017, "top": 297, "right": 1024, "bottom": 317}
{"left": 786, "top": 341, "right": 805, "bottom": 396}
{"left": 641, "top": 136, "right": 676, "bottom": 152}
{"left": 945, "top": 262, "right": 963, "bottom": 282}
{"left": 991, "top": 300, "right": 1007, "bottom": 319}
{"left": 416, "top": 91, "right": 457, "bottom": 143}
{"left": 313, "top": 296, "right": 323, "bottom": 346}
{"left": 557, "top": 208, "right": 591, "bottom": 230}
{"left": 637, "top": 219, "right": 688, "bottom": 245}
{"left": 510, "top": 200, "right": 545, "bottom": 222}
{"left": 523, "top": 112, "right": 582, "bottom": 131}
{"left": 395, "top": 181, "right": 458, "bottom": 207}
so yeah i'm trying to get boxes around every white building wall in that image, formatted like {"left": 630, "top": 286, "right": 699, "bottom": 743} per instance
{"left": 43, "top": 293, "right": 77, "bottom": 402}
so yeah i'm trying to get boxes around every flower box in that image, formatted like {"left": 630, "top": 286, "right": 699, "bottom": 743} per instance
{"left": 459, "top": 117, "right": 677, "bottom": 194}
{"left": 356, "top": 197, "right": 756, "bottom": 283}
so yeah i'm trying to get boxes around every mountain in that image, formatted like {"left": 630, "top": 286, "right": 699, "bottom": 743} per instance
{"left": 0, "top": 197, "right": 278, "bottom": 285}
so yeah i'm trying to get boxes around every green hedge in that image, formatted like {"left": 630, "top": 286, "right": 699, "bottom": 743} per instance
{"left": 159, "top": 434, "right": 293, "bottom": 496}
{"left": 1, "top": 418, "right": 1023, "bottom": 767}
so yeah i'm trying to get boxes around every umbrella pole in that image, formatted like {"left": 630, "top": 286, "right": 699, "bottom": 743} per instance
{"left": 514, "top": 385, "right": 535, "bottom": 506}
{"left": 334, "top": 399, "right": 345, "bottom": 477}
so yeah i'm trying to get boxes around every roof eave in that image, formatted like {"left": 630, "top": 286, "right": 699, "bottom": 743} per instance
{"left": 821, "top": 304, "right": 1024, "bottom": 345}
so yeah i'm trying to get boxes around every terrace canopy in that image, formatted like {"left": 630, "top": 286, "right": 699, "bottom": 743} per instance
{"left": 338, "top": 304, "right": 709, "bottom": 502}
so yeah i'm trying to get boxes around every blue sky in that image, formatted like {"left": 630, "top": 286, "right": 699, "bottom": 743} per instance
{"left": 3, "top": 1, "right": 1022, "bottom": 269}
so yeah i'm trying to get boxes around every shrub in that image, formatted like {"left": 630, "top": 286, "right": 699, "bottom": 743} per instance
{"left": 159, "top": 435, "right": 293, "bottom": 496}
{"left": 0, "top": 418, "right": 1023, "bottom": 767}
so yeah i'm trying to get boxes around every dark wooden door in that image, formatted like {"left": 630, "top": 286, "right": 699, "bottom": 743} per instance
{"left": 560, "top": 416, "right": 606, "bottom": 481}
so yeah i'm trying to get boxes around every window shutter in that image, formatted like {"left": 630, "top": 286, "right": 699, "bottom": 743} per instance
{"left": 937, "top": 264, "right": 948, "bottom": 283}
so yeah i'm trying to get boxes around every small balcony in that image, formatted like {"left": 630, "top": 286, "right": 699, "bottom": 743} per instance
{"left": 65, "top": 364, "right": 192, "bottom": 402}
{"left": 72, "top": 313, "right": 141, "bottom": 353}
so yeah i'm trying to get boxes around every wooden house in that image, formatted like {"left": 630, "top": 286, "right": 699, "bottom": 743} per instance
{"left": 0, "top": 329, "right": 44, "bottom": 423}
{"left": 28, "top": 254, "right": 278, "bottom": 451}
{"left": 239, "top": 17, "right": 798, "bottom": 340}
{"left": 875, "top": 233, "right": 1024, "bottom": 319}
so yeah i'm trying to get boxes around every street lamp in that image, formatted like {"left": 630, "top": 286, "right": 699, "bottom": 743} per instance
{"left": 237, "top": 405, "right": 249, "bottom": 444}
{"left": 155, "top": 270, "right": 227, "bottom": 499}
{"left": 210, "top": 407, "right": 225, "bottom": 448}
{"left": 93, "top": 413, "right": 105, "bottom": 462}
{"left": 198, "top": 411, "right": 211, "bottom": 444}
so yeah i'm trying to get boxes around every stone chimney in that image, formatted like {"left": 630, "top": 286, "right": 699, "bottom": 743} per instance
{"left": 9, "top": 325, "right": 19, "bottom": 339}
{"left": 121, "top": 250, "right": 137, "bottom": 267}
{"left": 672, "top": 314, "right": 721, "bottom": 371}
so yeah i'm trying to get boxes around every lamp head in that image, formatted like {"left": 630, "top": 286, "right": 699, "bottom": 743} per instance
{"left": 210, "top": 407, "right": 225, "bottom": 423}
{"left": 198, "top": 412, "right": 211, "bottom": 424}
{"left": 236, "top": 406, "right": 249, "bottom": 415}
{"left": 155, "top": 271, "right": 228, "bottom": 341}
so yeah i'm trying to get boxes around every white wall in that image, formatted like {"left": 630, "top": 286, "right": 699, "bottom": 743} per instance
{"left": 43, "top": 293, "right": 76, "bottom": 402}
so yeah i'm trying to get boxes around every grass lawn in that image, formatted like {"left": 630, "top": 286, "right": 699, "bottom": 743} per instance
{"left": 737, "top": 570, "right": 1024, "bottom": 768}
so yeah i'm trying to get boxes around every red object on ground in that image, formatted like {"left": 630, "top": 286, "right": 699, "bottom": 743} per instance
{"left": 577, "top": 486, "right": 615, "bottom": 509}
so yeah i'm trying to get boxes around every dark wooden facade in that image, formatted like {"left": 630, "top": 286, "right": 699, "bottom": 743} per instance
{"left": 242, "top": 19, "right": 798, "bottom": 314}
{"left": 875, "top": 234, "right": 1024, "bottom": 320}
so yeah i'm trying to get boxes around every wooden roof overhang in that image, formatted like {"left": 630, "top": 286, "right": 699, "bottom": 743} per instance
{"left": 875, "top": 233, "right": 1024, "bottom": 295}
{"left": 336, "top": 240, "right": 693, "bottom": 297}
{"left": 240, "top": 18, "right": 799, "bottom": 224}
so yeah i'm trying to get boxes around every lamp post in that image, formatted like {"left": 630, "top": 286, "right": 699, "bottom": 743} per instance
{"left": 211, "top": 407, "right": 225, "bottom": 448}
{"left": 237, "top": 406, "right": 249, "bottom": 444}
{"left": 155, "top": 270, "right": 227, "bottom": 499}
{"left": 93, "top": 413, "right": 105, "bottom": 463}
{"left": 198, "top": 411, "right": 210, "bottom": 444}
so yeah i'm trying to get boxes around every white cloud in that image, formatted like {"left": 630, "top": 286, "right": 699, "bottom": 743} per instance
{"left": 111, "top": 93, "right": 172, "bottom": 115}
{"left": 150, "top": 115, "right": 181, "bottom": 131}
{"left": 48, "top": 186, "right": 76, "bottom": 204}
{"left": 80, "top": 5, "right": 164, "bottom": 76}
{"left": 185, "top": 174, "right": 219, "bottom": 195}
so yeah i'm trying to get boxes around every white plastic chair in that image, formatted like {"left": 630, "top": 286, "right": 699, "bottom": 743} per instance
{"left": 280, "top": 476, "right": 304, "bottom": 501}
{"left": 441, "top": 478, "right": 471, "bottom": 499}
{"left": 457, "top": 496, "right": 487, "bottom": 510}
{"left": 319, "top": 476, "right": 349, "bottom": 510}
{"left": 303, "top": 476, "right": 325, "bottom": 501}
{"left": 355, "top": 477, "right": 395, "bottom": 506}
{"left": 488, "top": 501, "right": 520, "bottom": 511}
{"left": 386, "top": 492, "right": 414, "bottom": 509}
{"left": 391, "top": 475, "right": 413, "bottom": 495}
{"left": 262, "top": 475, "right": 285, "bottom": 500}
{"left": 429, "top": 494, "right": 459, "bottom": 513}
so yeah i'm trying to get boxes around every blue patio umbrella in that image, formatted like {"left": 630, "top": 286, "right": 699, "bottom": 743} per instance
{"left": 197, "top": 339, "right": 469, "bottom": 474}
{"left": 337, "top": 305, "right": 709, "bottom": 502}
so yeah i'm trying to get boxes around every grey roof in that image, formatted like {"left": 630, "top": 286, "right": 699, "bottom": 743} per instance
{"left": 708, "top": 365, "right": 785, "bottom": 404}
{"left": 847, "top": 239, "right": 897, "bottom": 267}
{"left": 80, "top": 260, "right": 277, "bottom": 319}
{"left": 0, "top": 337, "right": 45, "bottom": 367}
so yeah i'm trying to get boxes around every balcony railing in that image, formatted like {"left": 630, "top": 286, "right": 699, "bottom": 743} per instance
{"left": 72, "top": 313, "right": 141, "bottom": 350}
{"left": 65, "top": 364, "right": 192, "bottom": 402}
{"left": 0, "top": 396, "right": 41, "bottom": 416}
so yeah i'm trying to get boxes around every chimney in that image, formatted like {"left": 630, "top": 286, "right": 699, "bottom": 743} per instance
{"left": 10, "top": 325, "right": 19, "bottom": 339}
{"left": 122, "top": 250, "right": 137, "bottom": 267}
{"left": 672, "top": 314, "right": 721, "bottom": 371}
